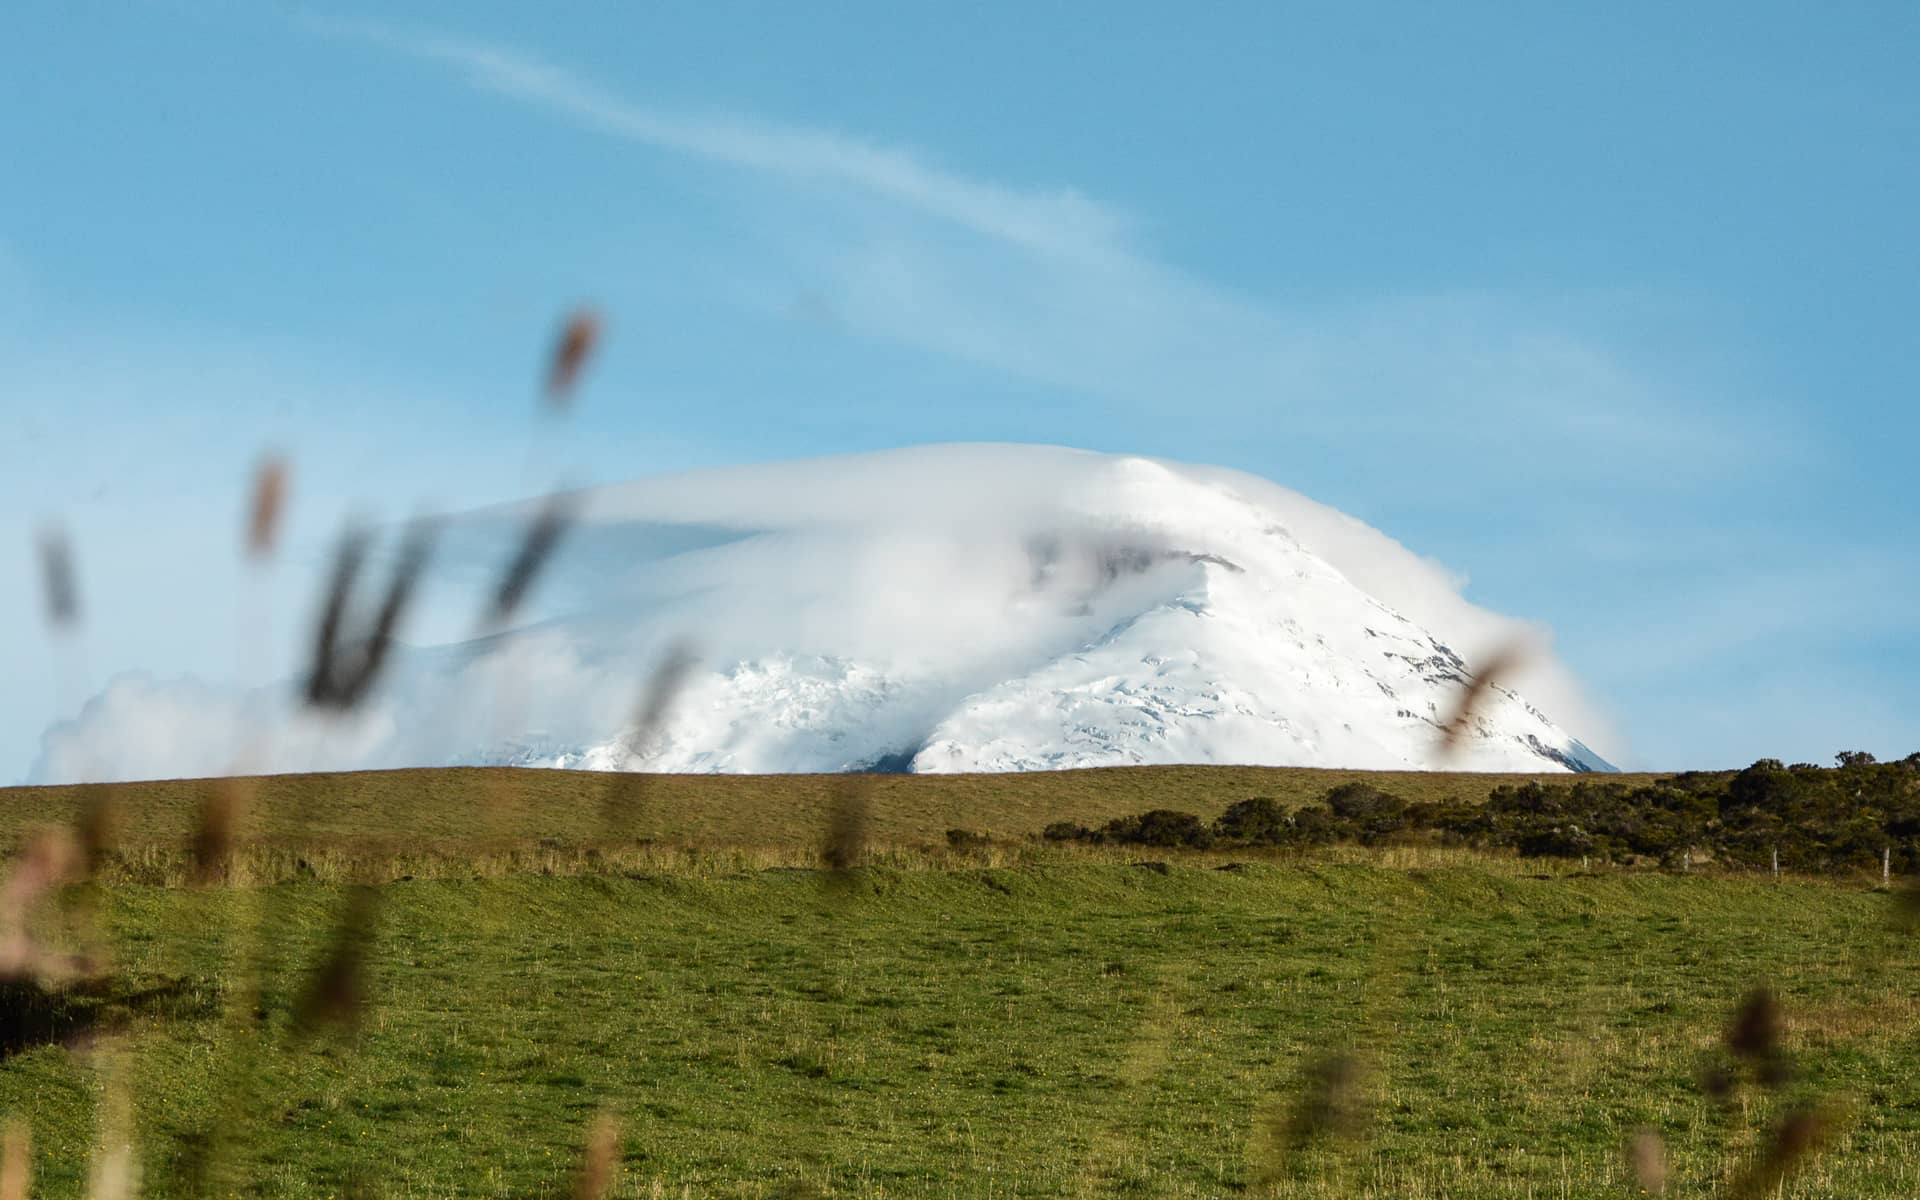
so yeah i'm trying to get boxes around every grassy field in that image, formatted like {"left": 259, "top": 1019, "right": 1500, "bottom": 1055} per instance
{"left": 2, "top": 767, "right": 1916, "bottom": 1198}
{"left": 0, "top": 765, "right": 1667, "bottom": 860}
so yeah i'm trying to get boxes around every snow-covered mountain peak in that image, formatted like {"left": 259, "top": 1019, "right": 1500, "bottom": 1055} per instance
{"left": 29, "top": 444, "right": 1615, "bottom": 783}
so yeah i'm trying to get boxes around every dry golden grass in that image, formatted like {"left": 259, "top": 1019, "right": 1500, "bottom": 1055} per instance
{"left": 0, "top": 764, "right": 1665, "bottom": 860}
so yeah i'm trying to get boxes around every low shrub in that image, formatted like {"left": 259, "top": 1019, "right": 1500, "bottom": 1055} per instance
{"left": 1039, "top": 753, "right": 1920, "bottom": 872}
{"left": 945, "top": 828, "right": 992, "bottom": 851}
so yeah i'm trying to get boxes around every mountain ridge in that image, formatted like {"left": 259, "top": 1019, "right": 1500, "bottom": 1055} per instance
{"left": 29, "top": 444, "right": 1616, "bottom": 784}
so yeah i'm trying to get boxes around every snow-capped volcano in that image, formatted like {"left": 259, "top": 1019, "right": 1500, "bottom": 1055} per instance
{"left": 29, "top": 445, "right": 1613, "bottom": 783}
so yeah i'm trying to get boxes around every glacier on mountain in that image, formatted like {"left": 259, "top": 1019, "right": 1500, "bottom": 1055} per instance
{"left": 29, "top": 444, "right": 1614, "bottom": 783}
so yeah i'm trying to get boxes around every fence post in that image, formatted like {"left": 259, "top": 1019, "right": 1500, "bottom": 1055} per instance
{"left": 1772, "top": 847, "right": 1779, "bottom": 880}
{"left": 1681, "top": 851, "right": 1690, "bottom": 874}
{"left": 1885, "top": 847, "right": 1892, "bottom": 886}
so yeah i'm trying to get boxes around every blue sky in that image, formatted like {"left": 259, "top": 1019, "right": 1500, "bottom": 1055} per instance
{"left": 3, "top": 0, "right": 1917, "bottom": 778}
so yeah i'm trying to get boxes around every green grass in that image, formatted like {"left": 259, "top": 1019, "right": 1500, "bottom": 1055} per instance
{"left": 2, "top": 767, "right": 1915, "bottom": 1197}
{"left": 6, "top": 861, "right": 1919, "bottom": 1196}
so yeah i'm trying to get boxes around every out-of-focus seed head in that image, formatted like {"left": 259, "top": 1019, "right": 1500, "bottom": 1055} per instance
{"left": 74, "top": 786, "right": 116, "bottom": 878}
{"left": 1251, "top": 1052, "right": 1372, "bottom": 1182}
{"left": 1283, "top": 1052, "right": 1370, "bottom": 1148}
{"left": 0, "top": 1120, "right": 28, "bottom": 1200}
{"left": 546, "top": 308, "right": 603, "bottom": 408}
{"left": 37, "top": 524, "right": 79, "bottom": 630}
{"left": 1625, "top": 1128, "right": 1666, "bottom": 1195}
{"left": 601, "top": 641, "right": 700, "bottom": 832}
{"left": 1439, "top": 640, "right": 1530, "bottom": 759}
{"left": 1893, "top": 877, "right": 1920, "bottom": 933}
{"left": 823, "top": 780, "right": 871, "bottom": 877}
{"left": 483, "top": 491, "right": 577, "bottom": 628}
{"left": 572, "top": 1113, "right": 620, "bottom": 1200}
{"left": 247, "top": 455, "right": 289, "bottom": 559}
{"left": 626, "top": 641, "right": 697, "bottom": 760}
{"left": 1729, "top": 1100, "right": 1844, "bottom": 1199}
{"left": 290, "top": 887, "right": 379, "bottom": 1041}
{"left": 1755, "top": 1049, "right": 1796, "bottom": 1091}
{"left": 190, "top": 780, "right": 245, "bottom": 886}
{"left": 87, "top": 1062, "right": 138, "bottom": 1200}
{"left": 1696, "top": 1056, "right": 1737, "bottom": 1105}
{"left": 1726, "top": 986, "right": 1780, "bottom": 1061}
{"left": 2, "top": 829, "right": 82, "bottom": 979}
{"left": 304, "top": 520, "right": 437, "bottom": 711}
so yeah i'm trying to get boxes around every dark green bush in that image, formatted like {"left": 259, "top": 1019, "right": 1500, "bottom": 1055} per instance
{"left": 1117, "top": 809, "right": 1215, "bottom": 849}
{"left": 1322, "top": 782, "right": 1408, "bottom": 843}
{"left": 1324, "top": 782, "right": 1403, "bottom": 822}
{"left": 1036, "top": 754, "right": 1920, "bottom": 873}
{"left": 1215, "top": 797, "right": 1288, "bottom": 845}
{"left": 1289, "top": 805, "right": 1338, "bottom": 845}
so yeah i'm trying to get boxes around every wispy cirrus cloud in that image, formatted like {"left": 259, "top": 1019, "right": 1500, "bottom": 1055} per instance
{"left": 301, "top": 16, "right": 1129, "bottom": 260}
{"left": 304, "top": 16, "right": 1790, "bottom": 490}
